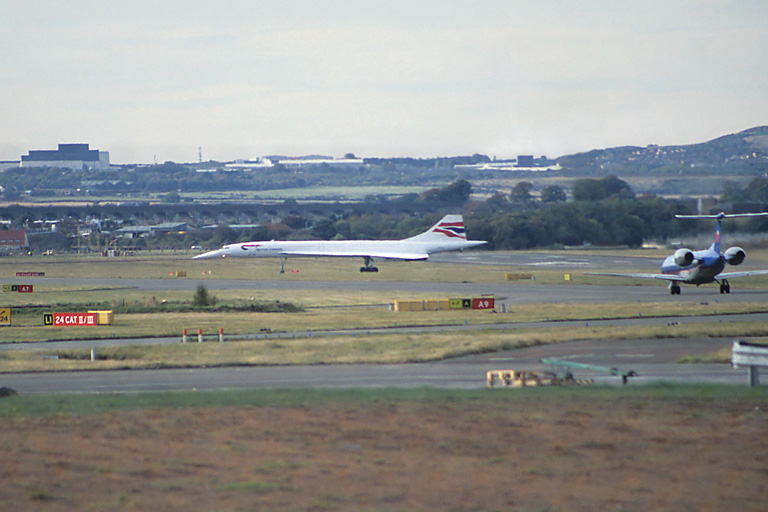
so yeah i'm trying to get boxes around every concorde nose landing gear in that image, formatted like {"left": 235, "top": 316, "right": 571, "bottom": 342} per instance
{"left": 719, "top": 279, "right": 731, "bottom": 294}
{"left": 360, "top": 256, "right": 379, "bottom": 273}
{"left": 669, "top": 282, "right": 681, "bottom": 295}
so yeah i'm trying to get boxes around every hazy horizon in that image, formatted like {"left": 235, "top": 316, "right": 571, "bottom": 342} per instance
{"left": 2, "top": 1, "right": 766, "bottom": 164}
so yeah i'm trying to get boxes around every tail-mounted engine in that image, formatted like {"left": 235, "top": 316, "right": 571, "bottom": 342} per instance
{"left": 724, "top": 246, "right": 746, "bottom": 266}
{"left": 673, "top": 248, "right": 695, "bottom": 267}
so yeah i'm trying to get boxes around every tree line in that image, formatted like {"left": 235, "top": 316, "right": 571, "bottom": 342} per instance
{"left": 468, "top": 175, "right": 768, "bottom": 249}
{"left": 187, "top": 177, "right": 766, "bottom": 251}
{"left": 22, "top": 175, "right": 768, "bottom": 254}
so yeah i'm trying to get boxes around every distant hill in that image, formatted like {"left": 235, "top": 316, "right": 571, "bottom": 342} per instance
{"left": 557, "top": 126, "right": 768, "bottom": 175}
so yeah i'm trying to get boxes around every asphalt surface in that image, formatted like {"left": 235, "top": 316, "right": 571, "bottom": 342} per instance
{"left": 5, "top": 250, "right": 768, "bottom": 304}
{"left": 6, "top": 275, "right": 768, "bottom": 305}
{"left": 431, "top": 251, "right": 662, "bottom": 270}
{"left": 2, "top": 250, "right": 767, "bottom": 394}
{"left": 3, "top": 312, "right": 767, "bottom": 352}
{"left": 3, "top": 337, "right": 751, "bottom": 394}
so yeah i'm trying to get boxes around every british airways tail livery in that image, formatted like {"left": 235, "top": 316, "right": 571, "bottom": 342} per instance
{"left": 194, "top": 214, "right": 486, "bottom": 273}
{"left": 587, "top": 212, "right": 768, "bottom": 295}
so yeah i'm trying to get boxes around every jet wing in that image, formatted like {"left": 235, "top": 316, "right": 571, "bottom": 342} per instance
{"left": 716, "top": 269, "right": 768, "bottom": 279}
{"left": 281, "top": 249, "right": 429, "bottom": 261}
{"left": 584, "top": 272, "right": 688, "bottom": 282}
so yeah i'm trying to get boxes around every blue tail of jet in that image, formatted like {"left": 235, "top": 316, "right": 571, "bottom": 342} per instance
{"left": 676, "top": 212, "right": 766, "bottom": 254}
{"left": 712, "top": 213, "right": 723, "bottom": 253}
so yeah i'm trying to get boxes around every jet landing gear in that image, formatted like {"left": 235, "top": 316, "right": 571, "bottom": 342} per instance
{"left": 669, "top": 282, "right": 681, "bottom": 295}
{"left": 360, "top": 256, "right": 378, "bottom": 273}
{"left": 719, "top": 279, "right": 731, "bottom": 294}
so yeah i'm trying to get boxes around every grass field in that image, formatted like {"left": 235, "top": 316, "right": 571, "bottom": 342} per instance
{"left": 1, "top": 382, "right": 765, "bottom": 417}
{"left": 3, "top": 319, "right": 768, "bottom": 372}
{"left": 2, "top": 251, "right": 768, "bottom": 371}
{"left": 2, "top": 251, "right": 767, "bottom": 510}
{"left": 1, "top": 385, "right": 767, "bottom": 511}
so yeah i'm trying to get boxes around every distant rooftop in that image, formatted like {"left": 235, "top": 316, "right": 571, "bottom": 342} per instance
{"left": 21, "top": 143, "right": 109, "bottom": 170}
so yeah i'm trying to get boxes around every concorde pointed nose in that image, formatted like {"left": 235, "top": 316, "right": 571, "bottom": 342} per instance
{"left": 193, "top": 249, "right": 225, "bottom": 259}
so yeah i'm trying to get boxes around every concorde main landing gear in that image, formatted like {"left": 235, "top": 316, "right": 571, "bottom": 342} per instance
{"left": 669, "top": 282, "right": 681, "bottom": 295}
{"left": 360, "top": 256, "right": 379, "bottom": 273}
{"left": 719, "top": 279, "right": 731, "bottom": 294}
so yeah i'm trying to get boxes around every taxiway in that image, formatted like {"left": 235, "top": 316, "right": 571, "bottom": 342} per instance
{"left": 2, "top": 251, "right": 766, "bottom": 394}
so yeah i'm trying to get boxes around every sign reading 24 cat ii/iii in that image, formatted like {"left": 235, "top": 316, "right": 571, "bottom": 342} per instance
{"left": 43, "top": 313, "right": 97, "bottom": 327}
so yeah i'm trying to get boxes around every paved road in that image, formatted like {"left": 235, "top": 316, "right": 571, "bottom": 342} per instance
{"left": 3, "top": 312, "right": 767, "bottom": 352}
{"left": 3, "top": 314, "right": 764, "bottom": 394}
{"left": 431, "top": 251, "right": 662, "bottom": 269}
{"left": 2, "top": 250, "right": 766, "bottom": 394}
{"left": 6, "top": 250, "right": 768, "bottom": 303}
{"left": 6, "top": 275, "right": 768, "bottom": 304}
{"left": 2, "top": 337, "right": 751, "bottom": 394}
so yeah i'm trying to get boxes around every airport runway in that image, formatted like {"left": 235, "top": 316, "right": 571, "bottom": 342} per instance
{"left": 2, "top": 313, "right": 764, "bottom": 394}
{"left": 3, "top": 312, "right": 767, "bottom": 352}
{"left": 2, "top": 251, "right": 766, "bottom": 394}
{"left": 5, "top": 250, "right": 768, "bottom": 304}
{"left": 3, "top": 337, "right": 752, "bottom": 395}
{"left": 431, "top": 251, "right": 662, "bottom": 269}
{"left": 6, "top": 276, "right": 768, "bottom": 304}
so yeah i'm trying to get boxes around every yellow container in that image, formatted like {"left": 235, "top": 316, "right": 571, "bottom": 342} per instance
{"left": 506, "top": 273, "right": 534, "bottom": 281}
{"left": 88, "top": 310, "right": 114, "bottom": 325}
{"left": 394, "top": 300, "right": 413, "bottom": 312}
{"left": 395, "top": 300, "right": 427, "bottom": 312}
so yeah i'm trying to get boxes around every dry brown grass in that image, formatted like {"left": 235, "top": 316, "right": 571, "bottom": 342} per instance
{"left": 4, "top": 320, "right": 768, "bottom": 373}
{"left": 1, "top": 395, "right": 766, "bottom": 511}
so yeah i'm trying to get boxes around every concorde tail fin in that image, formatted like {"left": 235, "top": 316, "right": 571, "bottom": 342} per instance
{"left": 405, "top": 215, "right": 468, "bottom": 242}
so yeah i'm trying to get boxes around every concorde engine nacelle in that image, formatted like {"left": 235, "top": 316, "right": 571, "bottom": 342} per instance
{"left": 673, "top": 248, "right": 695, "bottom": 267}
{"left": 724, "top": 246, "right": 746, "bottom": 266}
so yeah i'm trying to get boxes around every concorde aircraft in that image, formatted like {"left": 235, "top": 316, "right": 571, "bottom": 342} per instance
{"left": 193, "top": 214, "right": 486, "bottom": 273}
{"left": 587, "top": 212, "right": 768, "bottom": 294}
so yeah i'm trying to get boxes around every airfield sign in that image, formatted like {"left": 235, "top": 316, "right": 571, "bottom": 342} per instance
{"left": 44, "top": 313, "right": 98, "bottom": 327}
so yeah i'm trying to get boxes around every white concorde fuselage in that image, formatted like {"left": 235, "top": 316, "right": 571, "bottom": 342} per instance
{"left": 194, "top": 238, "right": 485, "bottom": 260}
{"left": 193, "top": 214, "right": 486, "bottom": 262}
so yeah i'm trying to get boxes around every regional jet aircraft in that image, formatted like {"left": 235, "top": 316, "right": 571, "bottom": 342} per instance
{"left": 587, "top": 212, "right": 768, "bottom": 294}
{"left": 194, "top": 214, "right": 486, "bottom": 273}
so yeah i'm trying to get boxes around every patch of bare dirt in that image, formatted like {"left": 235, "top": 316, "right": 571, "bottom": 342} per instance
{"left": 1, "top": 396, "right": 767, "bottom": 511}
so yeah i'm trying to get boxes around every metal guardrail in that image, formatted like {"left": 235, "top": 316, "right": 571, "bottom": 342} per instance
{"left": 732, "top": 341, "right": 768, "bottom": 387}
{"left": 541, "top": 358, "right": 638, "bottom": 385}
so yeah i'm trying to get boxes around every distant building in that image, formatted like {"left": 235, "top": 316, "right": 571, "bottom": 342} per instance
{"left": 0, "top": 161, "right": 20, "bottom": 171}
{"left": 277, "top": 157, "right": 364, "bottom": 168}
{"left": 0, "top": 230, "right": 29, "bottom": 250}
{"left": 223, "top": 158, "right": 274, "bottom": 170}
{"left": 516, "top": 155, "right": 535, "bottom": 167}
{"left": 455, "top": 155, "right": 561, "bottom": 172}
{"left": 116, "top": 222, "right": 187, "bottom": 239}
{"left": 21, "top": 143, "right": 109, "bottom": 170}
{"left": 200, "top": 224, "right": 261, "bottom": 230}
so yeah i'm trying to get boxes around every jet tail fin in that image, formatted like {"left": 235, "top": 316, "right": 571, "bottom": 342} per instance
{"left": 405, "top": 215, "right": 468, "bottom": 241}
{"left": 676, "top": 212, "right": 768, "bottom": 254}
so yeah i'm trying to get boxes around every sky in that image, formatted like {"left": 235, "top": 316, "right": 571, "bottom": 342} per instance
{"left": 1, "top": 0, "right": 767, "bottom": 164}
